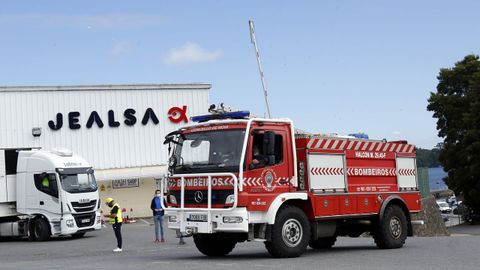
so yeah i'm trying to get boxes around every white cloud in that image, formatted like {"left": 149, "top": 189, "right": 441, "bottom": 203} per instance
{"left": 164, "top": 43, "right": 223, "bottom": 65}
{"left": 111, "top": 42, "right": 131, "bottom": 56}
{"left": 393, "top": 131, "right": 401, "bottom": 135}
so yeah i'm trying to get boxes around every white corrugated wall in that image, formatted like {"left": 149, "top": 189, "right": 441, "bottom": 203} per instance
{"left": 0, "top": 84, "right": 209, "bottom": 170}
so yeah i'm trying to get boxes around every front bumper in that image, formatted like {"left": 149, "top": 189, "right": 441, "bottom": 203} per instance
{"left": 51, "top": 212, "right": 102, "bottom": 236}
{"left": 166, "top": 207, "right": 249, "bottom": 234}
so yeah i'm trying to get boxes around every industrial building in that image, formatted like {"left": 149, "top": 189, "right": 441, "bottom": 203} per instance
{"left": 0, "top": 84, "right": 210, "bottom": 217}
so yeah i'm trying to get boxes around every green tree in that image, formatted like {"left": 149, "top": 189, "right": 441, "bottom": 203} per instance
{"left": 416, "top": 147, "right": 441, "bottom": 168}
{"left": 427, "top": 55, "right": 480, "bottom": 214}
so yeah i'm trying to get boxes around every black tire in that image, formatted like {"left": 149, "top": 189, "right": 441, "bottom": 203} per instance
{"left": 309, "top": 236, "right": 336, "bottom": 249}
{"left": 373, "top": 205, "right": 407, "bottom": 249}
{"left": 193, "top": 234, "right": 236, "bottom": 257}
{"left": 265, "top": 205, "right": 311, "bottom": 258}
{"left": 71, "top": 232, "right": 86, "bottom": 239}
{"left": 31, "top": 218, "right": 51, "bottom": 242}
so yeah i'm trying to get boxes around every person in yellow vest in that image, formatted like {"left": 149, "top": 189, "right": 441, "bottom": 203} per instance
{"left": 41, "top": 176, "right": 49, "bottom": 188}
{"left": 104, "top": 198, "right": 123, "bottom": 252}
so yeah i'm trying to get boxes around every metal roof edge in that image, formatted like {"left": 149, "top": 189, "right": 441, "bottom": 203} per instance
{"left": 0, "top": 83, "right": 212, "bottom": 93}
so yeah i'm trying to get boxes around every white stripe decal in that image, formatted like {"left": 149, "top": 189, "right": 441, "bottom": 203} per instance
{"left": 339, "top": 140, "right": 347, "bottom": 150}
{"left": 389, "top": 144, "right": 396, "bottom": 152}
{"left": 346, "top": 141, "right": 354, "bottom": 150}
{"left": 395, "top": 144, "right": 402, "bottom": 152}
{"left": 375, "top": 142, "right": 383, "bottom": 151}
{"left": 407, "top": 145, "right": 414, "bottom": 153}
{"left": 381, "top": 143, "right": 389, "bottom": 151}
{"left": 307, "top": 139, "right": 315, "bottom": 148}
{"left": 314, "top": 139, "right": 324, "bottom": 148}
{"left": 354, "top": 141, "right": 362, "bottom": 150}
{"left": 361, "top": 142, "right": 369, "bottom": 151}
{"left": 322, "top": 139, "right": 331, "bottom": 149}
{"left": 331, "top": 139, "right": 340, "bottom": 149}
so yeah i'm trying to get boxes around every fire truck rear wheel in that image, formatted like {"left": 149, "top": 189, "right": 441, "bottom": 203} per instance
{"left": 374, "top": 205, "right": 407, "bottom": 249}
{"left": 193, "top": 234, "right": 236, "bottom": 257}
{"left": 309, "top": 236, "right": 337, "bottom": 249}
{"left": 265, "top": 205, "right": 311, "bottom": 258}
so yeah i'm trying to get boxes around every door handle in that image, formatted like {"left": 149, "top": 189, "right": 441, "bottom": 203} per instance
{"left": 39, "top": 201, "right": 44, "bottom": 205}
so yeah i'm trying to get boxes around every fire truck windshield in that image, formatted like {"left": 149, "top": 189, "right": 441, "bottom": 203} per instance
{"left": 172, "top": 129, "right": 246, "bottom": 174}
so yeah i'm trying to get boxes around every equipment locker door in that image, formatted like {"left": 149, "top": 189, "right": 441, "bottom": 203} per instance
{"left": 396, "top": 156, "right": 418, "bottom": 190}
{"left": 307, "top": 153, "right": 346, "bottom": 191}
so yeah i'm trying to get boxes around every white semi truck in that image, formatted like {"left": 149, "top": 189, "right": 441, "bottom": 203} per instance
{"left": 0, "top": 148, "right": 101, "bottom": 240}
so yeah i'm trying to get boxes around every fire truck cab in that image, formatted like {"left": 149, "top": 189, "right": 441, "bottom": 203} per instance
{"left": 162, "top": 109, "right": 421, "bottom": 258}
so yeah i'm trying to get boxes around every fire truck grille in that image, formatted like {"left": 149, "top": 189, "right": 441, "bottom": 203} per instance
{"left": 170, "top": 189, "right": 233, "bottom": 205}
{"left": 71, "top": 200, "right": 97, "bottom": 213}
{"left": 72, "top": 212, "right": 96, "bottom": 228}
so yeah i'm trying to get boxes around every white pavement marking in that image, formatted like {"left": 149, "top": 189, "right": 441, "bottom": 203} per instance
{"left": 139, "top": 218, "right": 152, "bottom": 225}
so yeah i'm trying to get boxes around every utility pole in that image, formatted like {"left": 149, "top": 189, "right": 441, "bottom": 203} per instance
{"left": 249, "top": 20, "right": 272, "bottom": 118}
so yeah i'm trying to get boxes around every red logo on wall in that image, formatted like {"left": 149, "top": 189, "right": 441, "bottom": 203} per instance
{"left": 168, "top": 106, "right": 188, "bottom": 123}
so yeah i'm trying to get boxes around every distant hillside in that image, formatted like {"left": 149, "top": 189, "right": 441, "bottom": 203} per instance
{"left": 416, "top": 148, "right": 441, "bottom": 168}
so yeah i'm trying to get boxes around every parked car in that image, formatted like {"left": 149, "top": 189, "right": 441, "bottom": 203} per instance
{"left": 436, "top": 201, "right": 452, "bottom": 214}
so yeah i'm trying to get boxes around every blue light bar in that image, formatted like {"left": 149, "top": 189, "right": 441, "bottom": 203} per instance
{"left": 191, "top": 111, "right": 250, "bottom": 123}
{"left": 349, "top": 133, "right": 369, "bottom": 139}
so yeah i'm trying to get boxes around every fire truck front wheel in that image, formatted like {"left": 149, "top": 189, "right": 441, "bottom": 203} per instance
{"left": 373, "top": 205, "right": 408, "bottom": 249}
{"left": 193, "top": 234, "right": 236, "bottom": 257}
{"left": 265, "top": 205, "right": 311, "bottom": 258}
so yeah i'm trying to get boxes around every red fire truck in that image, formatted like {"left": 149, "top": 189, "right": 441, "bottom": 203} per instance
{"left": 162, "top": 109, "right": 422, "bottom": 258}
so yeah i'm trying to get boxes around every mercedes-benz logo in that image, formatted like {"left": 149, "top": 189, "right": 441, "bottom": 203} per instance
{"left": 194, "top": 191, "right": 204, "bottom": 203}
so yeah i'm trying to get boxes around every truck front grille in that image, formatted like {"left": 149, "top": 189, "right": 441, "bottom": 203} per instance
{"left": 71, "top": 200, "right": 97, "bottom": 213}
{"left": 170, "top": 189, "right": 233, "bottom": 205}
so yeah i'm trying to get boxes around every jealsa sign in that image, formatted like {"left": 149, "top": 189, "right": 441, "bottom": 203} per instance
{"left": 48, "top": 106, "right": 188, "bottom": 130}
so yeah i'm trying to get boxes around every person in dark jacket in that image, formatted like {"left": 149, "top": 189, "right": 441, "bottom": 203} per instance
{"left": 151, "top": 190, "right": 165, "bottom": 243}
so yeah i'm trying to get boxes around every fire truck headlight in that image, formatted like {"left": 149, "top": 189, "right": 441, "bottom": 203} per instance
{"left": 168, "top": 215, "right": 178, "bottom": 223}
{"left": 169, "top": 195, "right": 177, "bottom": 204}
{"left": 225, "top": 195, "right": 235, "bottom": 204}
{"left": 66, "top": 219, "right": 75, "bottom": 228}
{"left": 223, "top": 216, "right": 243, "bottom": 223}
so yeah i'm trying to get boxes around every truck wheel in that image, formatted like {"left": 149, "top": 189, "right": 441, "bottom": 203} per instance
{"left": 309, "top": 236, "right": 336, "bottom": 249}
{"left": 31, "top": 218, "right": 51, "bottom": 241}
{"left": 265, "top": 205, "right": 311, "bottom": 258}
{"left": 71, "top": 232, "right": 86, "bottom": 239}
{"left": 193, "top": 234, "right": 236, "bottom": 256}
{"left": 373, "top": 205, "right": 407, "bottom": 249}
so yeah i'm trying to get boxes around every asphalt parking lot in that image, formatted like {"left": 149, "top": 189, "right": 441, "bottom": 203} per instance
{"left": 1, "top": 219, "right": 480, "bottom": 270}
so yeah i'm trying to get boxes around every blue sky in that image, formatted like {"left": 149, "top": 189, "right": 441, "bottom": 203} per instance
{"left": 1, "top": 1, "right": 479, "bottom": 149}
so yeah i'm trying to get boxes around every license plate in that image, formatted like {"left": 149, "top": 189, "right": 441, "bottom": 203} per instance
{"left": 81, "top": 219, "right": 90, "bottom": 223}
{"left": 187, "top": 214, "right": 207, "bottom": 222}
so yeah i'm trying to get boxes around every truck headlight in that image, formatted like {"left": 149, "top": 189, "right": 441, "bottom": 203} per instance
{"left": 223, "top": 216, "right": 243, "bottom": 223}
{"left": 225, "top": 194, "right": 235, "bottom": 204}
{"left": 66, "top": 219, "right": 75, "bottom": 227}
{"left": 169, "top": 195, "right": 177, "bottom": 204}
{"left": 169, "top": 216, "right": 178, "bottom": 223}
{"left": 96, "top": 215, "right": 101, "bottom": 224}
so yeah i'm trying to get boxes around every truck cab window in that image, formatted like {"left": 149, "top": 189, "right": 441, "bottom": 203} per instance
{"left": 251, "top": 132, "right": 283, "bottom": 169}
{"left": 34, "top": 173, "right": 59, "bottom": 198}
